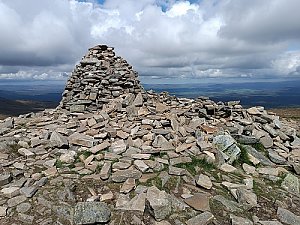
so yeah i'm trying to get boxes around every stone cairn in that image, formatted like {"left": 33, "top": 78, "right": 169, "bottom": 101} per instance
{"left": 0, "top": 45, "right": 300, "bottom": 225}
{"left": 60, "top": 45, "right": 145, "bottom": 113}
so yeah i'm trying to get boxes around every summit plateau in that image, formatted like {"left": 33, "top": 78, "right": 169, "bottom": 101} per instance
{"left": 0, "top": 45, "right": 300, "bottom": 225}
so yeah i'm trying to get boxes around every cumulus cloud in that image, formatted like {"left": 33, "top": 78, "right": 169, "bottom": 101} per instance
{"left": 0, "top": 0, "right": 299, "bottom": 81}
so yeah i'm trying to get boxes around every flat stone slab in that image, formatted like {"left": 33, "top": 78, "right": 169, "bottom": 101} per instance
{"left": 277, "top": 207, "right": 300, "bottom": 225}
{"left": 0, "top": 173, "right": 12, "bottom": 186}
{"left": 184, "top": 193, "right": 210, "bottom": 211}
{"left": 186, "top": 211, "right": 215, "bottom": 225}
{"left": 111, "top": 168, "right": 142, "bottom": 183}
{"left": 73, "top": 202, "right": 111, "bottom": 225}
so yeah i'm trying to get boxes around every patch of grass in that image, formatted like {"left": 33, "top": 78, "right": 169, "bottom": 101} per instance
{"left": 252, "top": 143, "right": 265, "bottom": 152}
{"left": 164, "top": 176, "right": 179, "bottom": 192}
{"left": 81, "top": 150, "right": 92, "bottom": 159}
{"left": 234, "top": 144, "right": 252, "bottom": 166}
{"left": 55, "top": 159, "right": 64, "bottom": 169}
{"left": 8, "top": 143, "right": 22, "bottom": 156}
{"left": 95, "top": 164, "right": 102, "bottom": 173}
{"left": 140, "top": 176, "right": 163, "bottom": 190}
{"left": 175, "top": 156, "right": 215, "bottom": 175}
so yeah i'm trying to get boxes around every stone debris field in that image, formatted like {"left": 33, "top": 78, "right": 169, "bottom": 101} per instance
{"left": 1, "top": 45, "right": 300, "bottom": 225}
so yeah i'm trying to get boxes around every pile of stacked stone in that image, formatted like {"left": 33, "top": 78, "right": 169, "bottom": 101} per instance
{"left": 0, "top": 45, "right": 300, "bottom": 225}
{"left": 60, "top": 45, "right": 145, "bottom": 112}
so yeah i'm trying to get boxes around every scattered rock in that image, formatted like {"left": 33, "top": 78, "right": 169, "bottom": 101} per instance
{"left": 73, "top": 202, "right": 111, "bottom": 224}
{"left": 146, "top": 186, "right": 172, "bottom": 221}
{"left": 277, "top": 207, "right": 300, "bottom": 225}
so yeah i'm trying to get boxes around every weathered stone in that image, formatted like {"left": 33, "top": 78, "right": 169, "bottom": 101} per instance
{"left": 20, "top": 186, "right": 38, "bottom": 198}
{"left": 16, "top": 203, "right": 31, "bottom": 213}
{"left": 100, "top": 162, "right": 111, "bottom": 180}
{"left": 0, "top": 173, "right": 12, "bottom": 186}
{"left": 18, "top": 213, "right": 34, "bottom": 224}
{"left": 277, "top": 207, "right": 300, "bottom": 225}
{"left": 146, "top": 186, "right": 172, "bottom": 221}
{"left": 230, "top": 214, "right": 253, "bottom": 225}
{"left": 90, "top": 141, "right": 110, "bottom": 154}
{"left": 118, "top": 192, "right": 146, "bottom": 212}
{"left": 18, "top": 148, "right": 34, "bottom": 157}
{"left": 260, "top": 134, "right": 273, "bottom": 148}
{"left": 236, "top": 188, "right": 257, "bottom": 208}
{"left": 120, "top": 178, "right": 136, "bottom": 193}
{"left": 259, "top": 221, "right": 283, "bottom": 225}
{"left": 134, "top": 160, "right": 149, "bottom": 172}
{"left": 213, "top": 195, "right": 242, "bottom": 212}
{"left": 170, "top": 156, "right": 192, "bottom": 166}
{"left": 59, "top": 150, "right": 77, "bottom": 163}
{"left": 186, "top": 211, "right": 215, "bottom": 225}
{"left": 1, "top": 186, "right": 20, "bottom": 198}
{"left": 281, "top": 173, "right": 299, "bottom": 194}
{"left": 7, "top": 195, "right": 27, "bottom": 207}
{"left": 169, "top": 166, "right": 186, "bottom": 176}
{"left": 110, "top": 140, "right": 127, "bottom": 154}
{"left": 112, "top": 168, "right": 142, "bottom": 182}
{"left": 69, "top": 132, "right": 94, "bottom": 147}
{"left": 220, "top": 163, "right": 237, "bottom": 173}
{"left": 257, "top": 167, "right": 278, "bottom": 176}
{"left": 196, "top": 174, "right": 213, "bottom": 189}
{"left": 50, "top": 131, "right": 69, "bottom": 148}
{"left": 0, "top": 206, "right": 7, "bottom": 217}
{"left": 213, "top": 134, "right": 236, "bottom": 151}
{"left": 184, "top": 193, "right": 210, "bottom": 211}
{"left": 73, "top": 202, "right": 111, "bottom": 224}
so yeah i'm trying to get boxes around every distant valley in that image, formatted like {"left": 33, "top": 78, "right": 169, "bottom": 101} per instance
{"left": 0, "top": 78, "right": 300, "bottom": 118}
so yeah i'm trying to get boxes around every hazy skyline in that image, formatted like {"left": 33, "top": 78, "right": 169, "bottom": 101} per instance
{"left": 0, "top": 0, "right": 300, "bottom": 83}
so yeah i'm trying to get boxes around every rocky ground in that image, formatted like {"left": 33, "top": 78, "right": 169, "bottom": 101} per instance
{"left": 0, "top": 45, "right": 300, "bottom": 225}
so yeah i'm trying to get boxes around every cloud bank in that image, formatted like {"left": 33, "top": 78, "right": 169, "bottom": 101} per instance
{"left": 0, "top": 0, "right": 300, "bottom": 82}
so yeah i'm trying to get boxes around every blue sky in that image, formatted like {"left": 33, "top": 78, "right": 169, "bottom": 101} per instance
{"left": 0, "top": 0, "right": 299, "bottom": 82}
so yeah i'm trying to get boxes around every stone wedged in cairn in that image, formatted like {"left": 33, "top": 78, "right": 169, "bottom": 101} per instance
{"left": 60, "top": 45, "right": 145, "bottom": 113}
{"left": 1, "top": 45, "right": 300, "bottom": 225}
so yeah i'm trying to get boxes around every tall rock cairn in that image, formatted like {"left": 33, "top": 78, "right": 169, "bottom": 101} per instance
{"left": 60, "top": 45, "right": 145, "bottom": 112}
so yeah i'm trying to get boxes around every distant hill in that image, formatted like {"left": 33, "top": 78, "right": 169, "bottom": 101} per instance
{"left": 0, "top": 97, "right": 58, "bottom": 119}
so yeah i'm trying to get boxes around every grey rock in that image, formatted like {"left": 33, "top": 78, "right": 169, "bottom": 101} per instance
{"left": 50, "top": 131, "right": 68, "bottom": 148}
{"left": 7, "top": 195, "right": 27, "bottom": 207}
{"left": 232, "top": 135, "right": 259, "bottom": 144}
{"left": 277, "top": 207, "right": 300, "bottom": 225}
{"left": 213, "top": 195, "right": 242, "bottom": 212}
{"left": 100, "top": 162, "right": 112, "bottom": 180}
{"left": 1, "top": 186, "right": 20, "bottom": 198}
{"left": 268, "top": 150, "right": 286, "bottom": 164}
{"left": 184, "top": 193, "right": 210, "bottom": 211}
{"left": 20, "top": 186, "right": 38, "bottom": 198}
{"left": 236, "top": 188, "right": 257, "bottom": 208}
{"left": 213, "top": 134, "right": 236, "bottom": 151}
{"left": 117, "top": 192, "right": 146, "bottom": 212}
{"left": 259, "top": 221, "right": 283, "bottom": 225}
{"left": 16, "top": 203, "right": 31, "bottom": 213}
{"left": 281, "top": 173, "right": 299, "bottom": 194}
{"left": 69, "top": 132, "right": 94, "bottom": 147}
{"left": 0, "top": 173, "right": 12, "bottom": 186}
{"left": 18, "top": 213, "right": 34, "bottom": 224}
{"left": 146, "top": 186, "right": 172, "bottom": 221}
{"left": 0, "top": 206, "right": 7, "bottom": 217}
{"left": 111, "top": 168, "right": 142, "bottom": 182}
{"left": 260, "top": 134, "right": 273, "bottom": 148}
{"left": 73, "top": 202, "right": 111, "bottom": 224}
{"left": 186, "top": 211, "right": 215, "bottom": 225}
{"left": 169, "top": 166, "right": 186, "bottom": 176}
{"left": 230, "top": 214, "right": 253, "bottom": 225}
{"left": 110, "top": 139, "right": 127, "bottom": 154}
{"left": 196, "top": 174, "right": 213, "bottom": 189}
{"left": 244, "top": 145, "right": 273, "bottom": 166}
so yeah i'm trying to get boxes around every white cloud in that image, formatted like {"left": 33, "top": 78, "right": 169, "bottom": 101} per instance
{"left": 0, "top": 0, "right": 299, "bottom": 81}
